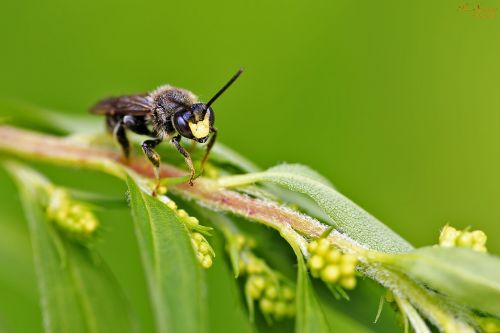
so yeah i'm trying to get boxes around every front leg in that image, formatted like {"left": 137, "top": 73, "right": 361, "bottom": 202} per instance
{"left": 171, "top": 135, "right": 196, "bottom": 186}
{"left": 200, "top": 128, "right": 217, "bottom": 172}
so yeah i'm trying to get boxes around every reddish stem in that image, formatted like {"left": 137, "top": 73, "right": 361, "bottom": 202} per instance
{"left": 0, "top": 125, "right": 327, "bottom": 238}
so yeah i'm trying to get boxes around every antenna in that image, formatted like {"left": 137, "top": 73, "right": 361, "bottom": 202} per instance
{"left": 206, "top": 68, "right": 244, "bottom": 107}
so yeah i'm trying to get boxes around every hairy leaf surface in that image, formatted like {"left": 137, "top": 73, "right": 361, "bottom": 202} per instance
{"left": 385, "top": 246, "right": 500, "bottom": 316}
{"left": 220, "top": 164, "right": 413, "bottom": 253}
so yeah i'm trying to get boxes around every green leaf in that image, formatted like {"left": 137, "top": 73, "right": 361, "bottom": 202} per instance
{"left": 0, "top": 99, "right": 100, "bottom": 134}
{"left": 384, "top": 246, "right": 500, "bottom": 316}
{"left": 283, "top": 233, "right": 330, "bottom": 333}
{"left": 206, "top": 230, "right": 254, "bottom": 333}
{"left": 220, "top": 163, "right": 413, "bottom": 253}
{"left": 7, "top": 164, "right": 138, "bottom": 333}
{"left": 295, "top": 258, "right": 331, "bottom": 333}
{"left": 126, "top": 175, "right": 208, "bottom": 333}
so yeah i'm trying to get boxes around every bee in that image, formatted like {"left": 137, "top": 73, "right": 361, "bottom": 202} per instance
{"left": 90, "top": 69, "right": 243, "bottom": 186}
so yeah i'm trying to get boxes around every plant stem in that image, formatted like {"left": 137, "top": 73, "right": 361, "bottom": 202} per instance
{"left": 0, "top": 125, "right": 346, "bottom": 248}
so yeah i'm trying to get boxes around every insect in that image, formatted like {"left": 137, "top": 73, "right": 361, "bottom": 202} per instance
{"left": 90, "top": 69, "right": 243, "bottom": 186}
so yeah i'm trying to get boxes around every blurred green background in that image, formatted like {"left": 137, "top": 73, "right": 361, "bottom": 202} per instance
{"left": 0, "top": 0, "right": 499, "bottom": 332}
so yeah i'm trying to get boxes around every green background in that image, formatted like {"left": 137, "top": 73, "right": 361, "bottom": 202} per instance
{"left": 0, "top": 0, "right": 499, "bottom": 332}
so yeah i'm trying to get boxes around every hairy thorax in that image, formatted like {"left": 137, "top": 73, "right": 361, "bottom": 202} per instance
{"left": 148, "top": 85, "right": 198, "bottom": 137}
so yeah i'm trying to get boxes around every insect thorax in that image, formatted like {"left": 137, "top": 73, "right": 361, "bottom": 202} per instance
{"left": 148, "top": 85, "right": 199, "bottom": 137}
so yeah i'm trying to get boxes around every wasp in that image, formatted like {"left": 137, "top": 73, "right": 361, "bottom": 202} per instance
{"left": 90, "top": 69, "right": 243, "bottom": 186}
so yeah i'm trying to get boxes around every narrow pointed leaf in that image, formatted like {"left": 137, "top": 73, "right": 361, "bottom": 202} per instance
{"left": 384, "top": 246, "right": 500, "bottom": 316}
{"left": 286, "top": 237, "right": 330, "bottom": 333}
{"left": 295, "top": 259, "right": 331, "bottom": 333}
{"left": 126, "top": 175, "right": 208, "bottom": 333}
{"left": 8, "top": 165, "right": 137, "bottom": 333}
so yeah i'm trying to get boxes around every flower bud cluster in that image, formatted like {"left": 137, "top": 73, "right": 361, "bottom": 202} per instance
{"left": 191, "top": 232, "right": 214, "bottom": 269}
{"left": 163, "top": 199, "right": 215, "bottom": 269}
{"left": 242, "top": 255, "right": 295, "bottom": 320}
{"left": 439, "top": 225, "right": 487, "bottom": 252}
{"left": 46, "top": 188, "right": 99, "bottom": 241}
{"left": 164, "top": 200, "right": 201, "bottom": 229}
{"left": 307, "top": 238, "right": 358, "bottom": 290}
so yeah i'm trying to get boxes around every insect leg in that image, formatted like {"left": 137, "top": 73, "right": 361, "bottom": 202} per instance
{"left": 141, "top": 138, "right": 163, "bottom": 180}
{"left": 171, "top": 135, "right": 195, "bottom": 186}
{"left": 200, "top": 128, "right": 217, "bottom": 172}
{"left": 112, "top": 119, "right": 130, "bottom": 160}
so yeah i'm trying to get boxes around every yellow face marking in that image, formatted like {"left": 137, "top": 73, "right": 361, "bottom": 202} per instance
{"left": 188, "top": 113, "right": 210, "bottom": 139}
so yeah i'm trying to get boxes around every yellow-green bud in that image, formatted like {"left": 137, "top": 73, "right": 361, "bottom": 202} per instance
{"left": 70, "top": 204, "right": 84, "bottom": 216}
{"left": 316, "top": 238, "right": 330, "bottom": 256}
{"left": 281, "top": 286, "right": 295, "bottom": 301}
{"left": 471, "top": 230, "right": 487, "bottom": 245}
{"left": 166, "top": 201, "right": 177, "bottom": 210}
{"left": 264, "top": 286, "right": 278, "bottom": 300}
{"left": 321, "top": 265, "right": 340, "bottom": 283}
{"left": 191, "top": 239, "right": 198, "bottom": 248}
{"left": 457, "top": 232, "right": 473, "bottom": 247}
{"left": 238, "top": 260, "right": 246, "bottom": 274}
{"left": 198, "top": 242, "right": 210, "bottom": 255}
{"left": 307, "top": 240, "right": 319, "bottom": 254}
{"left": 235, "top": 235, "right": 246, "bottom": 248}
{"left": 187, "top": 216, "right": 199, "bottom": 226}
{"left": 274, "top": 301, "right": 287, "bottom": 317}
{"left": 201, "top": 255, "right": 212, "bottom": 269}
{"left": 252, "top": 276, "right": 266, "bottom": 291}
{"left": 177, "top": 209, "right": 188, "bottom": 218}
{"left": 259, "top": 298, "right": 274, "bottom": 314}
{"left": 340, "top": 276, "right": 357, "bottom": 290}
{"left": 82, "top": 217, "right": 98, "bottom": 234}
{"left": 247, "top": 283, "right": 262, "bottom": 300}
{"left": 56, "top": 209, "right": 68, "bottom": 221}
{"left": 309, "top": 255, "right": 325, "bottom": 272}
{"left": 156, "top": 185, "right": 167, "bottom": 195}
{"left": 247, "top": 258, "right": 264, "bottom": 274}
{"left": 340, "top": 262, "right": 356, "bottom": 276}
{"left": 192, "top": 232, "right": 204, "bottom": 243}
{"left": 439, "top": 225, "right": 459, "bottom": 243}
{"left": 325, "top": 249, "right": 341, "bottom": 263}
{"left": 46, "top": 189, "right": 99, "bottom": 240}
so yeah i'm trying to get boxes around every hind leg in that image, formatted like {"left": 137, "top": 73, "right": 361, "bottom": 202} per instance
{"left": 141, "top": 138, "right": 163, "bottom": 195}
{"left": 107, "top": 116, "right": 130, "bottom": 160}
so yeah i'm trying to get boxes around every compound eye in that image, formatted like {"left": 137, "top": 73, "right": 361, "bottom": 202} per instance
{"left": 173, "top": 112, "right": 194, "bottom": 139}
